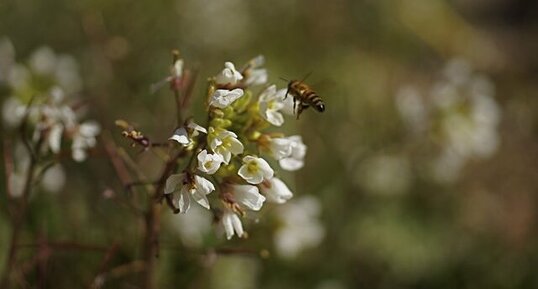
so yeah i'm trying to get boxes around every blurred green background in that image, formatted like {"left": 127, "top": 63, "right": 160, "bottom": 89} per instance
{"left": 2, "top": 0, "right": 538, "bottom": 288}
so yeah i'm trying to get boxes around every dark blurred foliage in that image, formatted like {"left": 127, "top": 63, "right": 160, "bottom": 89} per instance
{"left": 1, "top": 0, "right": 538, "bottom": 288}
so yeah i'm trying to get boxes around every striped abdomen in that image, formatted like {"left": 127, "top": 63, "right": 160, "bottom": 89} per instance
{"left": 302, "top": 90, "right": 325, "bottom": 112}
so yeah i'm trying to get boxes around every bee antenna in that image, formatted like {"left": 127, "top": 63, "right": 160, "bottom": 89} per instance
{"left": 279, "top": 76, "right": 290, "bottom": 82}
{"left": 300, "top": 71, "right": 313, "bottom": 83}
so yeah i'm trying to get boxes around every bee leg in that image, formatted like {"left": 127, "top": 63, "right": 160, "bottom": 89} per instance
{"left": 293, "top": 99, "right": 298, "bottom": 114}
{"left": 296, "top": 104, "right": 309, "bottom": 120}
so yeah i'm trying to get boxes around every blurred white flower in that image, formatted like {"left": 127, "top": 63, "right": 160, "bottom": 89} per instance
{"left": 71, "top": 121, "right": 100, "bottom": 162}
{"left": 356, "top": 155, "right": 411, "bottom": 196}
{"left": 29, "top": 46, "right": 57, "bottom": 75}
{"left": 7, "top": 143, "right": 31, "bottom": 198}
{"left": 397, "top": 57, "right": 501, "bottom": 183}
{"left": 47, "top": 124, "right": 64, "bottom": 154}
{"left": 7, "top": 64, "right": 30, "bottom": 90}
{"left": 443, "top": 58, "right": 472, "bottom": 87}
{"left": 215, "top": 62, "right": 243, "bottom": 85}
{"left": 258, "top": 85, "right": 288, "bottom": 126}
{"left": 169, "top": 120, "right": 207, "bottom": 146}
{"left": 279, "top": 135, "right": 307, "bottom": 171}
{"left": 2, "top": 97, "right": 26, "bottom": 127}
{"left": 8, "top": 170, "right": 26, "bottom": 198}
{"left": 259, "top": 177, "right": 293, "bottom": 204}
{"left": 238, "top": 155, "right": 274, "bottom": 185}
{"left": 208, "top": 127, "right": 244, "bottom": 164}
{"left": 209, "top": 88, "right": 244, "bottom": 108}
{"left": 54, "top": 55, "right": 82, "bottom": 94}
{"left": 243, "top": 55, "right": 267, "bottom": 86}
{"left": 197, "top": 149, "right": 224, "bottom": 174}
{"left": 164, "top": 173, "right": 215, "bottom": 213}
{"left": 41, "top": 163, "right": 66, "bottom": 193}
{"left": 395, "top": 86, "right": 427, "bottom": 133}
{"left": 221, "top": 208, "right": 245, "bottom": 240}
{"left": 274, "top": 196, "right": 325, "bottom": 258}
{"left": 231, "top": 184, "right": 266, "bottom": 211}
{"left": 0, "top": 37, "right": 15, "bottom": 82}
{"left": 431, "top": 148, "right": 465, "bottom": 183}
{"left": 172, "top": 205, "right": 212, "bottom": 246}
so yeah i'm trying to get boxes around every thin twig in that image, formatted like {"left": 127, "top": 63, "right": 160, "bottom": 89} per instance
{"left": 0, "top": 131, "right": 44, "bottom": 288}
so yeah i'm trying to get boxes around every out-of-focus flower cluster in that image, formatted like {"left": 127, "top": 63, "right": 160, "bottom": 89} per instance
{"left": 396, "top": 58, "right": 501, "bottom": 182}
{"left": 161, "top": 55, "right": 321, "bottom": 243}
{"left": 1, "top": 37, "right": 100, "bottom": 196}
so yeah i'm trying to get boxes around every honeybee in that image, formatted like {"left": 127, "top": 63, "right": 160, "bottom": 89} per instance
{"left": 284, "top": 79, "right": 325, "bottom": 119}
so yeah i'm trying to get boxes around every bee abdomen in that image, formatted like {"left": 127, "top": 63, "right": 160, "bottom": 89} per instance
{"left": 304, "top": 92, "right": 325, "bottom": 112}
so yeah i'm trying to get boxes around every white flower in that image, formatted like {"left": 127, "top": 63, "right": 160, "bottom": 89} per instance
{"left": 267, "top": 136, "right": 293, "bottom": 160}
{"left": 221, "top": 209, "right": 245, "bottom": 240}
{"left": 169, "top": 120, "right": 207, "bottom": 146}
{"left": 238, "top": 155, "right": 274, "bottom": 185}
{"left": 209, "top": 88, "right": 244, "bottom": 108}
{"left": 208, "top": 127, "right": 244, "bottom": 164}
{"left": 71, "top": 121, "right": 100, "bottom": 162}
{"left": 259, "top": 177, "right": 293, "bottom": 204}
{"left": 197, "top": 149, "right": 224, "bottom": 174}
{"left": 2, "top": 97, "right": 26, "bottom": 127}
{"left": 215, "top": 61, "right": 243, "bottom": 85}
{"left": 258, "top": 85, "right": 288, "bottom": 126}
{"left": 7, "top": 64, "right": 30, "bottom": 90}
{"left": 29, "top": 46, "right": 57, "bottom": 75}
{"left": 47, "top": 124, "right": 63, "bottom": 154}
{"left": 274, "top": 196, "right": 325, "bottom": 258}
{"left": 164, "top": 173, "right": 215, "bottom": 213}
{"left": 279, "top": 136, "right": 307, "bottom": 171}
{"left": 231, "top": 184, "right": 266, "bottom": 211}
{"left": 243, "top": 55, "right": 267, "bottom": 86}
{"left": 172, "top": 205, "right": 212, "bottom": 246}
{"left": 41, "top": 163, "right": 66, "bottom": 193}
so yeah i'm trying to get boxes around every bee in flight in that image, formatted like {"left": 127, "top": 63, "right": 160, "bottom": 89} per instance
{"left": 283, "top": 77, "right": 325, "bottom": 119}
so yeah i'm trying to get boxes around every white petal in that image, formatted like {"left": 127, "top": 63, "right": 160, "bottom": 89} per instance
{"left": 209, "top": 88, "right": 244, "bottom": 108}
{"left": 222, "top": 213, "right": 235, "bottom": 240}
{"left": 177, "top": 189, "right": 191, "bottom": 213}
{"left": 270, "top": 138, "right": 293, "bottom": 160}
{"left": 259, "top": 85, "right": 277, "bottom": 102}
{"left": 194, "top": 175, "right": 215, "bottom": 195}
{"left": 72, "top": 149, "right": 87, "bottom": 162}
{"left": 48, "top": 125, "right": 63, "bottom": 153}
{"left": 279, "top": 158, "right": 304, "bottom": 171}
{"left": 227, "top": 137, "right": 244, "bottom": 155}
{"left": 256, "top": 157, "right": 274, "bottom": 179}
{"left": 263, "top": 178, "right": 293, "bottom": 204}
{"left": 169, "top": 127, "right": 190, "bottom": 145}
{"left": 191, "top": 189, "right": 210, "bottom": 210}
{"left": 187, "top": 121, "right": 207, "bottom": 134}
{"left": 231, "top": 213, "right": 244, "bottom": 238}
{"left": 265, "top": 110, "right": 284, "bottom": 126}
{"left": 79, "top": 121, "right": 101, "bottom": 136}
{"left": 164, "top": 173, "right": 185, "bottom": 195}
{"left": 233, "top": 185, "right": 265, "bottom": 211}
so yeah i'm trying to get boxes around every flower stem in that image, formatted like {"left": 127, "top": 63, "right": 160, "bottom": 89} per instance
{"left": 1, "top": 135, "right": 43, "bottom": 288}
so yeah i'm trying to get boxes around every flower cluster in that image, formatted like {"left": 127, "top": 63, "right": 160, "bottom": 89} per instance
{"left": 1, "top": 38, "right": 100, "bottom": 196}
{"left": 396, "top": 58, "right": 501, "bottom": 182}
{"left": 165, "top": 56, "right": 308, "bottom": 239}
